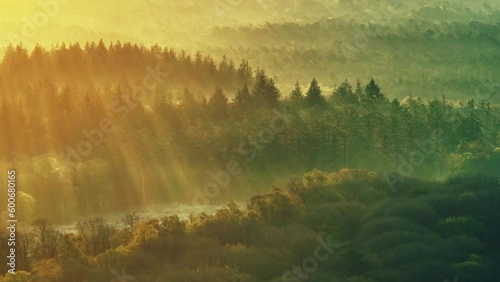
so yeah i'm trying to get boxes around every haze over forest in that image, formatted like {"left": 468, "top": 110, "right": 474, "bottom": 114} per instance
{"left": 0, "top": 0, "right": 499, "bottom": 281}
{"left": 2, "top": 0, "right": 500, "bottom": 98}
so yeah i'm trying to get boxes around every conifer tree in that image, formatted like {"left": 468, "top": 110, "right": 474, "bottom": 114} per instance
{"left": 305, "top": 78, "right": 325, "bottom": 107}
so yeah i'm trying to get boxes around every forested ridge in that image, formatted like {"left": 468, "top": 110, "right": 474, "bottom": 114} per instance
{"left": 3, "top": 0, "right": 500, "bottom": 99}
{"left": 207, "top": 18, "right": 500, "bottom": 100}
{"left": 0, "top": 44, "right": 499, "bottom": 224}
{"left": 0, "top": 43, "right": 499, "bottom": 282}
{"left": 1, "top": 170, "right": 499, "bottom": 281}
{"left": 1, "top": 0, "right": 500, "bottom": 281}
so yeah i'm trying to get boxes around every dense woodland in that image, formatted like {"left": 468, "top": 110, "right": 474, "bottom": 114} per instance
{"left": 0, "top": 0, "right": 500, "bottom": 282}
{"left": 207, "top": 18, "right": 500, "bottom": 100}
{"left": 1, "top": 170, "right": 499, "bottom": 281}
{"left": 1, "top": 0, "right": 500, "bottom": 281}
{"left": 0, "top": 44, "right": 499, "bottom": 225}
{"left": 3, "top": 0, "right": 500, "bottom": 101}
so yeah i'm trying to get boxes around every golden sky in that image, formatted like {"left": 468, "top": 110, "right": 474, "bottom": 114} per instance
{"left": 1, "top": 0, "right": 232, "bottom": 50}
{"left": 0, "top": 0, "right": 359, "bottom": 52}
{"left": 1, "top": 0, "right": 497, "bottom": 53}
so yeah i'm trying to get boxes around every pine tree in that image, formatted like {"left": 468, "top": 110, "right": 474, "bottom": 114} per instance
{"left": 364, "top": 78, "right": 385, "bottom": 102}
{"left": 208, "top": 87, "right": 229, "bottom": 122}
{"left": 289, "top": 81, "right": 304, "bottom": 107}
{"left": 305, "top": 78, "right": 325, "bottom": 107}
{"left": 355, "top": 79, "right": 363, "bottom": 101}
{"left": 333, "top": 79, "right": 357, "bottom": 104}
{"left": 237, "top": 59, "right": 253, "bottom": 84}
{"left": 233, "top": 83, "right": 252, "bottom": 117}
{"left": 252, "top": 71, "right": 280, "bottom": 109}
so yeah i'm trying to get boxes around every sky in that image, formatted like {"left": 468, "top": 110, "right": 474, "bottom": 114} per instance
{"left": 2, "top": 0, "right": 499, "bottom": 51}
{"left": 0, "top": 0, "right": 294, "bottom": 50}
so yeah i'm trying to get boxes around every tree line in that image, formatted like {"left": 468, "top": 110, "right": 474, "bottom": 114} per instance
{"left": 0, "top": 44, "right": 499, "bottom": 226}
{"left": 1, "top": 169, "right": 499, "bottom": 281}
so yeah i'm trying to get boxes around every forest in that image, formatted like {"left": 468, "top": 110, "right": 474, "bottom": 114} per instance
{"left": 4, "top": 0, "right": 499, "bottom": 100}
{"left": 0, "top": 44, "right": 499, "bottom": 222}
{"left": 1, "top": 170, "right": 499, "bottom": 281}
{"left": 1, "top": 0, "right": 500, "bottom": 281}
{"left": 0, "top": 44, "right": 499, "bottom": 281}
